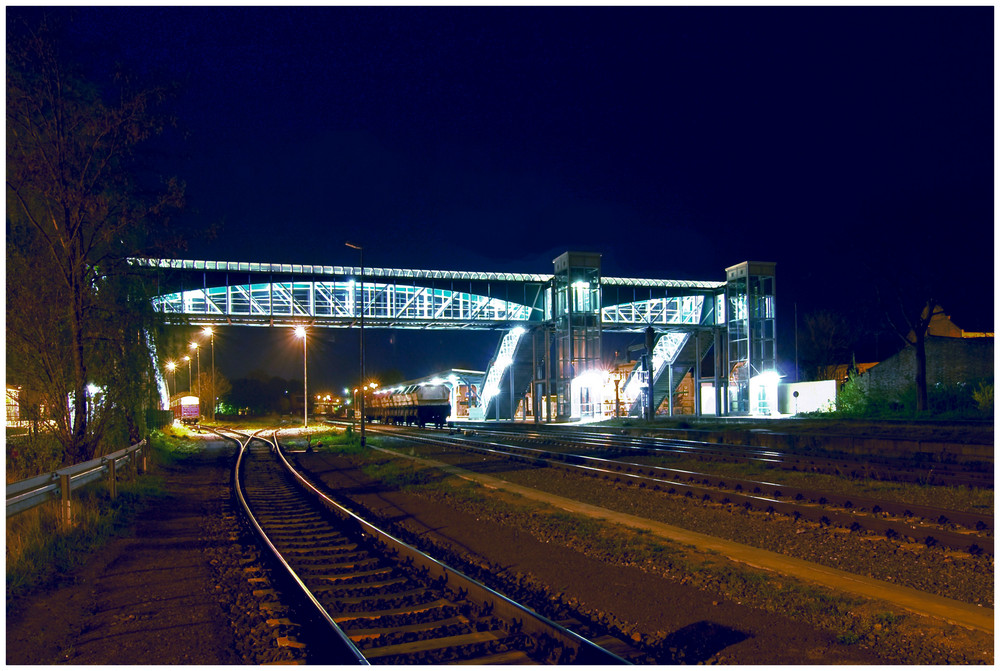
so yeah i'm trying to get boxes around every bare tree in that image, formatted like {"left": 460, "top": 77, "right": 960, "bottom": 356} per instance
{"left": 6, "top": 15, "right": 183, "bottom": 462}
{"left": 800, "top": 309, "right": 855, "bottom": 380}
{"left": 879, "top": 290, "right": 943, "bottom": 413}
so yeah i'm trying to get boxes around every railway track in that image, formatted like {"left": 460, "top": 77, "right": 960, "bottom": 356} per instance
{"left": 362, "top": 425, "right": 993, "bottom": 555}
{"left": 223, "top": 427, "right": 631, "bottom": 665}
{"left": 462, "top": 424, "right": 993, "bottom": 489}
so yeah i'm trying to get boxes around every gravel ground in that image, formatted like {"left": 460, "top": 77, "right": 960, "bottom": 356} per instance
{"left": 296, "top": 447, "right": 993, "bottom": 664}
{"left": 499, "top": 466, "right": 994, "bottom": 607}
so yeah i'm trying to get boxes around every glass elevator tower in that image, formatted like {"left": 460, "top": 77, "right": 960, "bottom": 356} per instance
{"left": 725, "top": 261, "right": 777, "bottom": 415}
{"left": 552, "top": 252, "right": 602, "bottom": 420}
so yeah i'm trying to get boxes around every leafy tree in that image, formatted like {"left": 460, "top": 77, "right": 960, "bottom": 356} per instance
{"left": 6, "top": 15, "right": 183, "bottom": 462}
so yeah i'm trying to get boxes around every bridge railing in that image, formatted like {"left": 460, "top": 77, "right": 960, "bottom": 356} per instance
{"left": 6, "top": 440, "right": 148, "bottom": 525}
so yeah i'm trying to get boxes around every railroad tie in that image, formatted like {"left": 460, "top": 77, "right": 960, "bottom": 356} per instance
{"left": 359, "top": 630, "right": 511, "bottom": 660}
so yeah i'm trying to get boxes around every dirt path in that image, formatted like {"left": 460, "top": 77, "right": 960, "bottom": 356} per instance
{"left": 6, "top": 440, "right": 300, "bottom": 666}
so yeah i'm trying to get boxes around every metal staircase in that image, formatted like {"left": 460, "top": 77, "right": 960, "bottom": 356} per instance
{"left": 478, "top": 327, "right": 533, "bottom": 420}
{"left": 627, "top": 332, "right": 714, "bottom": 416}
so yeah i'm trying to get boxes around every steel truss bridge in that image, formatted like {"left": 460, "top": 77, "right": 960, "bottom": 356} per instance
{"left": 137, "top": 258, "right": 724, "bottom": 331}
{"left": 136, "top": 255, "right": 775, "bottom": 419}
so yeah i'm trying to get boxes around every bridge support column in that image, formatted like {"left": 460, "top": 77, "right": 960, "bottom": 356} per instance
{"left": 667, "top": 362, "right": 673, "bottom": 417}
{"left": 544, "top": 327, "right": 552, "bottom": 423}
{"left": 532, "top": 330, "right": 539, "bottom": 423}
{"left": 714, "top": 327, "right": 724, "bottom": 416}
{"left": 645, "top": 327, "right": 655, "bottom": 421}
{"left": 694, "top": 332, "right": 702, "bottom": 418}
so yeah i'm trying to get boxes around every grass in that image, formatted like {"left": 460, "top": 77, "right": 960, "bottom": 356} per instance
{"left": 5, "top": 429, "right": 201, "bottom": 611}
{"left": 6, "top": 473, "right": 167, "bottom": 610}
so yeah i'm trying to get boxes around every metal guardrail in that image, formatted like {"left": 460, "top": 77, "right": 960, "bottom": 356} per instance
{"left": 6, "top": 440, "right": 147, "bottom": 523}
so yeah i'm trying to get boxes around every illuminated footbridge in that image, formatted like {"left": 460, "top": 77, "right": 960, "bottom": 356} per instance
{"left": 134, "top": 253, "right": 776, "bottom": 419}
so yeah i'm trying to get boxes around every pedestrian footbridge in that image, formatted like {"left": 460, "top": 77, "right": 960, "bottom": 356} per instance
{"left": 134, "top": 253, "right": 776, "bottom": 419}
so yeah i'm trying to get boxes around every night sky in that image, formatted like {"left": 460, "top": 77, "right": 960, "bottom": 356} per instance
{"left": 13, "top": 6, "right": 994, "bottom": 392}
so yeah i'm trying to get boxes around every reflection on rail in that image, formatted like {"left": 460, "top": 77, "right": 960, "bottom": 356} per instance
{"left": 218, "top": 426, "right": 629, "bottom": 664}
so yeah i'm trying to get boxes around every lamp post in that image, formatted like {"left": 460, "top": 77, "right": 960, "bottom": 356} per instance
{"left": 202, "top": 327, "right": 216, "bottom": 422}
{"left": 189, "top": 342, "right": 201, "bottom": 398}
{"left": 345, "top": 241, "right": 365, "bottom": 446}
{"left": 183, "top": 355, "right": 192, "bottom": 393}
{"left": 165, "top": 361, "right": 176, "bottom": 398}
{"left": 352, "top": 387, "right": 359, "bottom": 427}
{"left": 294, "top": 326, "right": 308, "bottom": 428}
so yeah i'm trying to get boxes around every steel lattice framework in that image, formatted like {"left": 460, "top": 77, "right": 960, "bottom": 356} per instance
{"left": 153, "top": 281, "right": 536, "bottom": 329}
{"left": 135, "top": 257, "right": 727, "bottom": 331}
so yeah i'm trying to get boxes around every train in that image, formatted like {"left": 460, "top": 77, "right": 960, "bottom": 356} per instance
{"left": 367, "top": 383, "right": 450, "bottom": 428}
{"left": 170, "top": 394, "right": 200, "bottom": 424}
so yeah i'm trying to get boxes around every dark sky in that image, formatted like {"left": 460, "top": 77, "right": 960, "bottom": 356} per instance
{"left": 16, "top": 6, "right": 994, "bottom": 391}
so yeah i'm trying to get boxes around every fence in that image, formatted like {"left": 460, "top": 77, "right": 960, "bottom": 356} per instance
{"left": 6, "top": 439, "right": 148, "bottom": 528}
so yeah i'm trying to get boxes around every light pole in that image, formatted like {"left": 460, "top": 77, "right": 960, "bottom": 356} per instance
{"left": 183, "top": 355, "right": 192, "bottom": 393}
{"left": 295, "top": 326, "right": 308, "bottom": 428}
{"left": 189, "top": 342, "right": 201, "bottom": 398}
{"left": 346, "top": 241, "right": 365, "bottom": 446}
{"left": 203, "top": 327, "right": 216, "bottom": 422}
{"left": 165, "top": 361, "right": 176, "bottom": 398}
{"left": 352, "top": 388, "right": 359, "bottom": 428}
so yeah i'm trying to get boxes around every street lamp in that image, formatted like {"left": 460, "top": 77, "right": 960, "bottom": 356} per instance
{"left": 183, "top": 355, "right": 192, "bottom": 393}
{"left": 294, "top": 326, "right": 308, "bottom": 428}
{"left": 202, "top": 327, "right": 216, "bottom": 422}
{"left": 165, "top": 361, "right": 176, "bottom": 398}
{"left": 346, "top": 241, "right": 365, "bottom": 446}
{"left": 189, "top": 341, "right": 201, "bottom": 398}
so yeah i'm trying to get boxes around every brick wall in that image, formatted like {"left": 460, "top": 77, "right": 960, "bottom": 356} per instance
{"left": 862, "top": 336, "right": 993, "bottom": 393}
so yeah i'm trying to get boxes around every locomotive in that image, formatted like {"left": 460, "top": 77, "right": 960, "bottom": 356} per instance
{"left": 368, "top": 383, "right": 450, "bottom": 428}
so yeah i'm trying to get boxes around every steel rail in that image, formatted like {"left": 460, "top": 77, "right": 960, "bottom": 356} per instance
{"left": 450, "top": 424, "right": 992, "bottom": 489}
{"left": 219, "top": 427, "right": 369, "bottom": 665}
{"left": 270, "top": 431, "right": 630, "bottom": 664}
{"left": 368, "top": 426, "right": 992, "bottom": 555}
{"left": 440, "top": 427, "right": 993, "bottom": 533}
{"left": 525, "top": 425, "right": 993, "bottom": 487}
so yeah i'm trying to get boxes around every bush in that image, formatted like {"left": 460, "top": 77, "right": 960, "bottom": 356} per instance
{"left": 834, "top": 370, "right": 869, "bottom": 415}
{"left": 828, "top": 371, "right": 991, "bottom": 420}
{"left": 972, "top": 381, "right": 994, "bottom": 416}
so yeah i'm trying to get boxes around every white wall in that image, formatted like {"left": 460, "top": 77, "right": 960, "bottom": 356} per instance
{"left": 778, "top": 380, "right": 837, "bottom": 414}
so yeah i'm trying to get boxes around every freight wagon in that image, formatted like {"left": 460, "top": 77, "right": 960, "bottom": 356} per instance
{"left": 368, "top": 383, "right": 450, "bottom": 428}
{"left": 170, "top": 394, "right": 200, "bottom": 425}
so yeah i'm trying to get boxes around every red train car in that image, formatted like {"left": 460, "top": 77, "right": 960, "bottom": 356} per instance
{"left": 170, "top": 394, "right": 200, "bottom": 424}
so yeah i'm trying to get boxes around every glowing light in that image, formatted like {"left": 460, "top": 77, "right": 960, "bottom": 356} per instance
{"left": 166, "top": 361, "right": 176, "bottom": 371}
{"left": 749, "top": 371, "right": 781, "bottom": 417}
{"left": 574, "top": 369, "right": 609, "bottom": 390}
{"left": 294, "top": 326, "right": 306, "bottom": 338}
{"left": 189, "top": 341, "right": 198, "bottom": 350}
{"left": 202, "top": 326, "right": 214, "bottom": 337}
{"left": 87, "top": 384, "right": 102, "bottom": 396}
